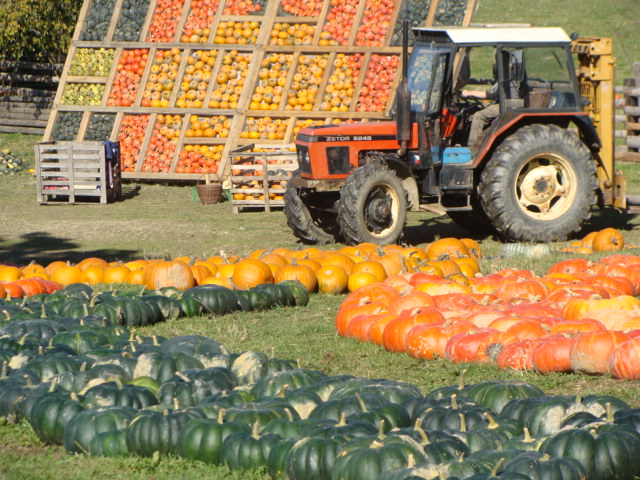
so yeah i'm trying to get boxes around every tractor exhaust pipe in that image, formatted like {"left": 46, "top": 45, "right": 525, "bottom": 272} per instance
{"left": 396, "top": 20, "right": 411, "bottom": 155}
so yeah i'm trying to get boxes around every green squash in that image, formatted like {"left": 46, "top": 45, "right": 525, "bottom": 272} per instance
{"left": 539, "top": 425, "right": 640, "bottom": 480}
{"left": 82, "top": 382, "right": 158, "bottom": 410}
{"left": 176, "top": 413, "right": 251, "bottom": 464}
{"left": 502, "top": 451, "right": 587, "bottom": 480}
{"left": 220, "top": 421, "right": 281, "bottom": 470}
{"left": 125, "top": 408, "right": 206, "bottom": 457}
{"left": 182, "top": 285, "right": 239, "bottom": 315}
{"left": 462, "top": 380, "right": 545, "bottom": 415}
{"left": 27, "top": 391, "right": 85, "bottom": 444}
{"left": 285, "top": 435, "right": 347, "bottom": 480}
{"left": 250, "top": 368, "right": 327, "bottom": 400}
{"left": 331, "top": 433, "right": 428, "bottom": 480}
{"left": 89, "top": 428, "right": 129, "bottom": 457}
{"left": 63, "top": 405, "right": 136, "bottom": 453}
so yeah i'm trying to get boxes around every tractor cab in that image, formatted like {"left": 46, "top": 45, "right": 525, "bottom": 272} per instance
{"left": 403, "top": 27, "right": 584, "bottom": 168}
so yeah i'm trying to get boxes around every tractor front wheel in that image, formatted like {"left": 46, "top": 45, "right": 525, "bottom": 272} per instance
{"left": 337, "top": 162, "right": 407, "bottom": 246}
{"left": 284, "top": 171, "right": 341, "bottom": 245}
{"left": 479, "top": 124, "right": 597, "bottom": 242}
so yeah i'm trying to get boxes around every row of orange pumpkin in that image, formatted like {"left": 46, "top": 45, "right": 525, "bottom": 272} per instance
{"left": 0, "top": 238, "right": 481, "bottom": 298}
{"left": 335, "top": 254, "right": 640, "bottom": 380}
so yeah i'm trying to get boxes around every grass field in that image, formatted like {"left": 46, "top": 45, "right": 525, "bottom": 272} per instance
{"left": 1, "top": 1, "right": 640, "bottom": 478}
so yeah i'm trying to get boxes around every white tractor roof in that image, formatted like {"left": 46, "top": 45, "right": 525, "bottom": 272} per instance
{"left": 414, "top": 26, "right": 572, "bottom": 45}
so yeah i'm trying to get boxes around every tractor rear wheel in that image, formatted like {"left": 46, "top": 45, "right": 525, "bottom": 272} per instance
{"left": 284, "top": 171, "right": 341, "bottom": 245}
{"left": 479, "top": 124, "right": 597, "bottom": 242}
{"left": 337, "top": 162, "right": 407, "bottom": 246}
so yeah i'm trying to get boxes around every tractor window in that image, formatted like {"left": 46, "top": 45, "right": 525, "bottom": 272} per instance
{"left": 455, "top": 46, "right": 496, "bottom": 96}
{"left": 522, "top": 47, "right": 578, "bottom": 108}
{"left": 407, "top": 47, "right": 438, "bottom": 112}
{"left": 427, "top": 54, "right": 448, "bottom": 115}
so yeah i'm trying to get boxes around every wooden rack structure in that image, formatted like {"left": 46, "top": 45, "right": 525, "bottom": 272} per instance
{"left": 44, "top": 0, "right": 478, "bottom": 182}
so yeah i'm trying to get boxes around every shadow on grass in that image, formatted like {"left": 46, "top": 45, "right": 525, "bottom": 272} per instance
{"left": 404, "top": 208, "right": 639, "bottom": 246}
{"left": 0, "top": 232, "right": 138, "bottom": 266}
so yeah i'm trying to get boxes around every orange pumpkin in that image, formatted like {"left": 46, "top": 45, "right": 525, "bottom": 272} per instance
{"left": 232, "top": 259, "right": 273, "bottom": 289}
{"left": 51, "top": 265, "right": 83, "bottom": 286}
{"left": 426, "top": 238, "right": 469, "bottom": 261}
{"left": 274, "top": 260, "right": 317, "bottom": 292}
{"left": 143, "top": 260, "right": 196, "bottom": 290}
{"left": 591, "top": 228, "right": 624, "bottom": 252}
{"left": 103, "top": 264, "right": 131, "bottom": 283}
{"left": 316, "top": 265, "right": 349, "bottom": 295}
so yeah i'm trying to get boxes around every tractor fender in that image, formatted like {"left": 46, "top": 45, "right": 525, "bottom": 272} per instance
{"left": 360, "top": 153, "right": 420, "bottom": 211}
{"left": 473, "top": 112, "right": 599, "bottom": 169}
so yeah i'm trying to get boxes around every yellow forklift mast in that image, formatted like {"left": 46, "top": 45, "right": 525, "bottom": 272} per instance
{"left": 572, "top": 36, "right": 626, "bottom": 209}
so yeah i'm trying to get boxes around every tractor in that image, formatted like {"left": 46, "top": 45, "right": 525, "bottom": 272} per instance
{"left": 283, "top": 25, "right": 626, "bottom": 245}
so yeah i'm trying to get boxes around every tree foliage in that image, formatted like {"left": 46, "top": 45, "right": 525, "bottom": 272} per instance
{"left": 0, "top": 0, "right": 83, "bottom": 64}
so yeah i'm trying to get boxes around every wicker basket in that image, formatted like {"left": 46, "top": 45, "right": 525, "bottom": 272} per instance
{"left": 196, "top": 180, "right": 222, "bottom": 204}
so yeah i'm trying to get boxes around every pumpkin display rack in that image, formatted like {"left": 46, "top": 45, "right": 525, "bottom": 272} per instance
{"left": 44, "top": 0, "right": 478, "bottom": 188}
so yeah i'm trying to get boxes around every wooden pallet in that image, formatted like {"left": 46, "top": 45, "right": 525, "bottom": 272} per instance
{"left": 35, "top": 141, "right": 122, "bottom": 204}
{"left": 43, "top": 0, "right": 478, "bottom": 182}
{"left": 229, "top": 143, "right": 297, "bottom": 212}
{"left": 622, "top": 63, "right": 640, "bottom": 161}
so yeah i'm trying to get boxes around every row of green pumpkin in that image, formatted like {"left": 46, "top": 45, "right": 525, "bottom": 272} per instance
{"left": 2, "top": 313, "right": 640, "bottom": 479}
{"left": 0, "top": 280, "right": 309, "bottom": 327}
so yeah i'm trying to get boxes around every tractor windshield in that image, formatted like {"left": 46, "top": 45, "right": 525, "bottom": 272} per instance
{"left": 407, "top": 47, "right": 446, "bottom": 113}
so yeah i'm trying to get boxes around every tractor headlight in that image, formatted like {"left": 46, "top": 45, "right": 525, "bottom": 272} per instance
{"left": 297, "top": 146, "right": 311, "bottom": 173}
{"left": 327, "top": 146, "right": 351, "bottom": 175}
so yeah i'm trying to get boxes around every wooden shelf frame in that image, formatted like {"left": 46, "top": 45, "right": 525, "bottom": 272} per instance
{"left": 45, "top": 0, "right": 477, "bottom": 182}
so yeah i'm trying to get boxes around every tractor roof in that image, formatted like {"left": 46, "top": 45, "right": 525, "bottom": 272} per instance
{"left": 412, "top": 26, "right": 572, "bottom": 46}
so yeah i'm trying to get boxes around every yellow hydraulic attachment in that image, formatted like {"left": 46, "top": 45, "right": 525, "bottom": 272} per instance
{"left": 572, "top": 37, "right": 626, "bottom": 209}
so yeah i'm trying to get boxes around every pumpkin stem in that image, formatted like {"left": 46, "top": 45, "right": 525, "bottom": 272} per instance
{"left": 38, "top": 345, "right": 44, "bottom": 355}
{"left": 522, "top": 427, "right": 533, "bottom": 442}
{"left": 175, "top": 371, "right": 190, "bottom": 382}
{"left": 354, "top": 392, "right": 368, "bottom": 413}
{"left": 0, "top": 362, "right": 6, "bottom": 379}
{"left": 276, "top": 384, "right": 289, "bottom": 398}
{"left": 70, "top": 392, "right": 80, "bottom": 402}
{"left": 407, "top": 453, "right": 416, "bottom": 468}
{"left": 606, "top": 402, "right": 614, "bottom": 423}
{"left": 451, "top": 393, "right": 459, "bottom": 410}
{"left": 217, "top": 408, "right": 225, "bottom": 424}
{"left": 285, "top": 407, "right": 294, "bottom": 422}
{"left": 173, "top": 397, "right": 180, "bottom": 410}
{"left": 336, "top": 412, "right": 348, "bottom": 427}
{"left": 152, "top": 335, "right": 160, "bottom": 347}
{"left": 458, "top": 413, "right": 467, "bottom": 433}
{"left": 483, "top": 412, "right": 500, "bottom": 429}
{"left": 376, "top": 419, "right": 386, "bottom": 440}
{"left": 40, "top": 303, "right": 47, "bottom": 317}
{"left": 18, "top": 334, "right": 28, "bottom": 346}
{"left": 416, "top": 425, "right": 430, "bottom": 445}
{"left": 251, "top": 421, "right": 260, "bottom": 439}
{"left": 490, "top": 458, "right": 506, "bottom": 476}
{"left": 296, "top": 359, "right": 302, "bottom": 369}
{"left": 80, "top": 361, "right": 87, "bottom": 372}
{"left": 575, "top": 393, "right": 583, "bottom": 404}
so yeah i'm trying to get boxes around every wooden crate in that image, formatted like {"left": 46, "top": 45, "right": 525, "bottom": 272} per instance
{"left": 43, "top": 0, "right": 478, "bottom": 182}
{"left": 229, "top": 144, "right": 297, "bottom": 212}
{"left": 35, "top": 141, "right": 122, "bottom": 204}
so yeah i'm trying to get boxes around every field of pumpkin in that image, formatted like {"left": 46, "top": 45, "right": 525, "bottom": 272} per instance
{"left": 3, "top": 217, "right": 640, "bottom": 479}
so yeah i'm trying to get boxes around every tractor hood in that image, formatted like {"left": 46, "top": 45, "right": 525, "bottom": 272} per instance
{"left": 295, "top": 121, "right": 399, "bottom": 146}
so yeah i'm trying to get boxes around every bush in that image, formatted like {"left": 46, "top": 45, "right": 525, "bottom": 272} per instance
{"left": 0, "top": 0, "right": 83, "bottom": 63}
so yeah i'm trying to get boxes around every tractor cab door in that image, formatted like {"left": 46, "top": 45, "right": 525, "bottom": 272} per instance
{"left": 406, "top": 47, "right": 451, "bottom": 168}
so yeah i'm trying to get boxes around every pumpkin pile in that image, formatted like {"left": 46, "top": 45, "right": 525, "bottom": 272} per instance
{"left": 336, "top": 252, "right": 640, "bottom": 380}
{"left": 0, "top": 238, "right": 481, "bottom": 298}
{"left": 3, "top": 311, "right": 640, "bottom": 480}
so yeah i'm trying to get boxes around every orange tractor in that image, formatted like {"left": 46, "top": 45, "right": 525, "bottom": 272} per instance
{"left": 284, "top": 25, "right": 625, "bottom": 245}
